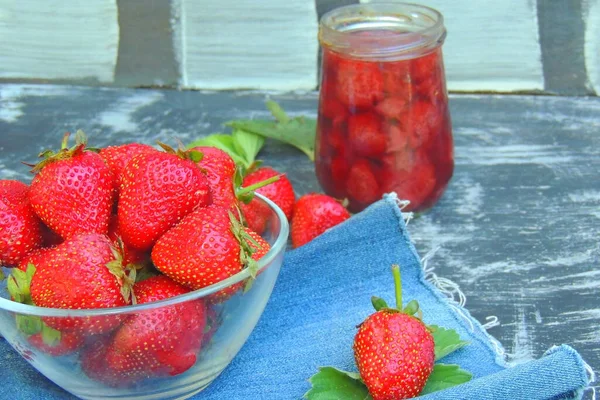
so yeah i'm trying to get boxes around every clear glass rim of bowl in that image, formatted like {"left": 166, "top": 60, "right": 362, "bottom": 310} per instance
{"left": 319, "top": 2, "right": 446, "bottom": 60}
{"left": 0, "top": 193, "right": 289, "bottom": 317}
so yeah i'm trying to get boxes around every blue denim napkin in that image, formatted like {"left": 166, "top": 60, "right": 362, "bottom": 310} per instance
{"left": 0, "top": 194, "right": 592, "bottom": 400}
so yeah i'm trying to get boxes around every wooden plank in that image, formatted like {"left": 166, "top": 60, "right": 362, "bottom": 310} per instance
{"left": 360, "top": 0, "right": 544, "bottom": 92}
{"left": 538, "top": 0, "right": 591, "bottom": 95}
{"left": 315, "top": 0, "right": 358, "bottom": 18}
{"left": 173, "top": 0, "right": 319, "bottom": 90}
{"left": 114, "top": 0, "right": 179, "bottom": 87}
{"left": 584, "top": 0, "right": 600, "bottom": 95}
{"left": 0, "top": 0, "right": 119, "bottom": 83}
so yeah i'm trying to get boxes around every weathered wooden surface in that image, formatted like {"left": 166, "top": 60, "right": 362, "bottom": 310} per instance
{"left": 0, "top": 84, "right": 598, "bottom": 397}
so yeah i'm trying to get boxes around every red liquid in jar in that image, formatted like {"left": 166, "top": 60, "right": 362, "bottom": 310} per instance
{"left": 315, "top": 32, "right": 454, "bottom": 213}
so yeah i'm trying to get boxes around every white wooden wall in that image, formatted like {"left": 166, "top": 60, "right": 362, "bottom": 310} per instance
{"left": 0, "top": 0, "right": 598, "bottom": 95}
{"left": 585, "top": 0, "right": 600, "bottom": 94}
{"left": 0, "top": 0, "right": 119, "bottom": 83}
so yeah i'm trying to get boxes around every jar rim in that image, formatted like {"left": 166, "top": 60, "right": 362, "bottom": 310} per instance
{"left": 319, "top": 2, "right": 446, "bottom": 60}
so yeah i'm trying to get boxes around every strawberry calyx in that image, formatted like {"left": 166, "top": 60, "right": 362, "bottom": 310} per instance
{"left": 157, "top": 141, "right": 204, "bottom": 163}
{"left": 40, "top": 322, "right": 62, "bottom": 347}
{"left": 7, "top": 263, "right": 36, "bottom": 305}
{"left": 228, "top": 209, "right": 263, "bottom": 291}
{"left": 6, "top": 264, "right": 55, "bottom": 336}
{"left": 26, "top": 130, "right": 94, "bottom": 174}
{"left": 106, "top": 242, "right": 137, "bottom": 305}
{"left": 370, "top": 264, "right": 423, "bottom": 319}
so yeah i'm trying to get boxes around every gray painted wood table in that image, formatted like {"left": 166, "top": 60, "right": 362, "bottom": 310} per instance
{"left": 0, "top": 84, "right": 598, "bottom": 398}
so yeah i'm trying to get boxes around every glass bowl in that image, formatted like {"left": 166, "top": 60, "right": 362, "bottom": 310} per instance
{"left": 0, "top": 194, "right": 289, "bottom": 400}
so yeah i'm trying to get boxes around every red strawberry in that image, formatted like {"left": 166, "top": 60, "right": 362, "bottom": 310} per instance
{"left": 202, "top": 305, "right": 221, "bottom": 345}
{"left": 319, "top": 73, "right": 350, "bottom": 128}
{"left": 246, "top": 228, "right": 271, "bottom": 261}
{"left": 326, "top": 126, "right": 347, "bottom": 151}
{"left": 108, "top": 214, "right": 148, "bottom": 267}
{"left": 411, "top": 49, "right": 442, "bottom": 84}
{"left": 383, "top": 122, "right": 410, "bottom": 153}
{"left": 17, "top": 246, "right": 54, "bottom": 272}
{"left": 191, "top": 146, "right": 238, "bottom": 210}
{"left": 240, "top": 202, "right": 269, "bottom": 237}
{"left": 414, "top": 51, "right": 446, "bottom": 106}
{"left": 240, "top": 167, "right": 295, "bottom": 234}
{"left": 29, "top": 233, "right": 131, "bottom": 334}
{"left": 348, "top": 113, "right": 386, "bottom": 158}
{"left": 28, "top": 132, "right": 115, "bottom": 240}
{"left": 106, "top": 275, "right": 206, "bottom": 379}
{"left": 40, "top": 224, "right": 63, "bottom": 247}
{"left": 377, "top": 150, "right": 415, "bottom": 176}
{"left": 151, "top": 205, "right": 264, "bottom": 302}
{"left": 333, "top": 52, "right": 385, "bottom": 109}
{"left": 205, "top": 227, "right": 270, "bottom": 303}
{"left": 375, "top": 97, "right": 409, "bottom": 121}
{"left": 0, "top": 179, "right": 28, "bottom": 202}
{"left": 117, "top": 145, "right": 210, "bottom": 251}
{"left": 0, "top": 180, "right": 43, "bottom": 267}
{"left": 28, "top": 330, "right": 84, "bottom": 356}
{"left": 404, "top": 100, "right": 442, "bottom": 148}
{"left": 315, "top": 155, "right": 351, "bottom": 200}
{"left": 346, "top": 160, "right": 380, "bottom": 210}
{"left": 81, "top": 336, "right": 137, "bottom": 388}
{"left": 381, "top": 157, "right": 437, "bottom": 212}
{"left": 99, "top": 143, "right": 157, "bottom": 194}
{"left": 315, "top": 123, "right": 352, "bottom": 200}
{"left": 320, "top": 97, "right": 349, "bottom": 129}
{"left": 354, "top": 265, "right": 435, "bottom": 400}
{"left": 381, "top": 60, "right": 412, "bottom": 97}
{"left": 291, "top": 194, "right": 351, "bottom": 248}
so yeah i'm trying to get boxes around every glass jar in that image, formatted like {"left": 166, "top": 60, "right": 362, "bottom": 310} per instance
{"left": 315, "top": 3, "right": 454, "bottom": 213}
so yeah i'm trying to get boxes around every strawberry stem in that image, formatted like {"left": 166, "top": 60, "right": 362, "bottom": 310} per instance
{"left": 392, "top": 264, "right": 402, "bottom": 310}
{"left": 236, "top": 175, "right": 280, "bottom": 197}
{"left": 266, "top": 100, "right": 290, "bottom": 124}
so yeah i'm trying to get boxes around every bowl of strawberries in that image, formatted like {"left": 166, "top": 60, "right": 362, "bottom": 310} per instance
{"left": 0, "top": 132, "right": 289, "bottom": 399}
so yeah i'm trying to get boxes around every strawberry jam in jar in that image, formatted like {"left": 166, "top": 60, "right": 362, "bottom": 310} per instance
{"left": 315, "top": 3, "right": 453, "bottom": 212}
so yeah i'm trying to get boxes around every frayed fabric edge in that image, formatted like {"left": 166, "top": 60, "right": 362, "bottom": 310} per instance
{"left": 385, "top": 192, "right": 509, "bottom": 368}
{"left": 386, "top": 192, "right": 597, "bottom": 394}
{"left": 584, "top": 360, "right": 597, "bottom": 400}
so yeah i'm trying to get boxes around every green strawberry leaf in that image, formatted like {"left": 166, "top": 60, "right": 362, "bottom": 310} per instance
{"left": 232, "top": 129, "right": 265, "bottom": 167}
{"left": 420, "top": 364, "right": 473, "bottom": 394}
{"left": 187, "top": 134, "right": 247, "bottom": 166}
{"left": 266, "top": 100, "right": 291, "bottom": 123}
{"left": 0, "top": 268, "right": 5, "bottom": 281}
{"left": 430, "top": 325, "right": 470, "bottom": 361}
{"left": 226, "top": 102, "right": 317, "bottom": 162}
{"left": 304, "top": 367, "right": 373, "bottom": 400}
